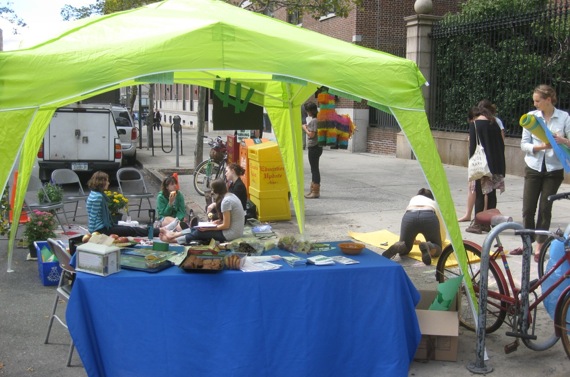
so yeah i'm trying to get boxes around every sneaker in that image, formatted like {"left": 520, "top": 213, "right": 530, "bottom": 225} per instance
{"left": 465, "top": 222, "right": 482, "bottom": 234}
{"left": 419, "top": 242, "right": 432, "bottom": 265}
{"left": 164, "top": 219, "right": 180, "bottom": 231}
{"left": 26, "top": 253, "right": 37, "bottom": 261}
{"left": 382, "top": 241, "right": 406, "bottom": 260}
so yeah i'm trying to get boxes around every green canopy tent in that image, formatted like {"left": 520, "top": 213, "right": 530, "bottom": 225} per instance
{"left": 0, "top": 0, "right": 473, "bottom": 307}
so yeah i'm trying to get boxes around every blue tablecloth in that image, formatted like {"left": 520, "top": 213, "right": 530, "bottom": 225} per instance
{"left": 67, "top": 245, "right": 420, "bottom": 377}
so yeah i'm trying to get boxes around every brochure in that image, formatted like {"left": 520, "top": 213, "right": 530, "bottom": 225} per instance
{"left": 331, "top": 256, "right": 359, "bottom": 265}
{"left": 307, "top": 255, "right": 335, "bottom": 266}
{"left": 282, "top": 255, "right": 307, "bottom": 267}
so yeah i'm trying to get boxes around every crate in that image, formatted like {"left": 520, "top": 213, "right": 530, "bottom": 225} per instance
{"left": 34, "top": 241, "right": 62, "bottom": 286}
{"left": 249, "top": 187, "right": 291, "bottom": 222}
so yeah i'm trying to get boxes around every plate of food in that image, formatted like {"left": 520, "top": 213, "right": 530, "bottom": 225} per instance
{"left": 179, "top": 254, "right": 224, "bottom": 273}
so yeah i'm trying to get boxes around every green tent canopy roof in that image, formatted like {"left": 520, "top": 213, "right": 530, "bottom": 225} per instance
{"left": 0, "top": 0, "right": 470, "bottom": 306}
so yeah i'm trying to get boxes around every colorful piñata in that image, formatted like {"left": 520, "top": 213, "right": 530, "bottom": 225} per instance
{"left": 316, "top": 92, "right": 355, "bottom": 149}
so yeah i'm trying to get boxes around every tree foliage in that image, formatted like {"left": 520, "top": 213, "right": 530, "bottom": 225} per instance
{"left": 432, "top": 0, "right": 569, "bottom": 137}
{"left": 0, "top": 1, "right": 26, "bottom": 34}
{"left": 237, "top": 0, "right": 363, "bottom": 19}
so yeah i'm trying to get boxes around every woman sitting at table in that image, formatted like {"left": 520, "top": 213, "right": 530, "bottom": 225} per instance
{"left": 156, "top": 175, "right": 194, "bottom": 230}
{"left": 206, "top": 163, "right": 247, "bottom": 220}
{"left": 86, "top": 171, "right": 161, "bottom": 237}
{"left": 160, "top": 179, "right": 245, "bottom": 244}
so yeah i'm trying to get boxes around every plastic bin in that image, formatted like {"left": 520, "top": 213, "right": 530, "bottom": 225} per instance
{"left": 247, "top": 141, "right": 288, "bottom": 192}
{"left": 35, "top": 241, "right": 62, "bottom": 286}
{"left": 249, "top": 187, "right": 291, "bottom": 221}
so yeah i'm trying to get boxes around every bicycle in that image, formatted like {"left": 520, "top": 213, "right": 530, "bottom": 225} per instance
{"left": 192, "top": 136, "right": 227, "bottom": 196}
{"left": 435, "top": 212, "right": 570, "bottom": 357}
{"left": 535, "top": 192, "right": 570, "bottom": 278}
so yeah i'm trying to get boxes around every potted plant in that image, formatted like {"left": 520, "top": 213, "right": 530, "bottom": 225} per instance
{"left": 23, "top": 210, "right": 57, "bottom": 260}
{"left": 104, "top": 190, "right": 129, "bottom": 224}
{"left": 38, "top": 182, "right": 64, "bottom": 203}
{"left": 0, "top": 188, "right": 10, "bottom": 237}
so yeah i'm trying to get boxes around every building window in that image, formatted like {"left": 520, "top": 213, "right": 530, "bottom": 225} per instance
{"left": 319, "top": 1, "right": 336, "bottom": 21}
{"left": 287, "top": 10, "right": 300, "bottom": 25}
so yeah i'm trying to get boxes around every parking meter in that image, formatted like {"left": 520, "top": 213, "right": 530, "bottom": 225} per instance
{"left": 173, "top": 116, "right": 182, "bottom": 167}
{"left": 172, "top": 116, "right": 182, "bottom": 133}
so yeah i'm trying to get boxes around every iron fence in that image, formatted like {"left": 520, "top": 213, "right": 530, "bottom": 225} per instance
{"left": 430, "top": 1, "right": 570, "bottom": 137}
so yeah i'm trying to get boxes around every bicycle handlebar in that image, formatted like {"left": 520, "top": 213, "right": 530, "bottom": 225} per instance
{"left": 547, "top": 191, "right": 570, "bottom": 202}
{"left": 514, "top": 229, "right": 566, "bottom": 243}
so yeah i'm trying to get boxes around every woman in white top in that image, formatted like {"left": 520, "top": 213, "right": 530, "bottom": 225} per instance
{"left": 513, "top": 85, "right": 570, "bottom": 260}
{"left": 160, "top": 179, "right": 245, "bottom": 244}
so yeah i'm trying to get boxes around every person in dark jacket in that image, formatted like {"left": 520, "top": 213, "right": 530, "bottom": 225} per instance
{"left": 469, "top": 106, "right": 506, "bottom": 218}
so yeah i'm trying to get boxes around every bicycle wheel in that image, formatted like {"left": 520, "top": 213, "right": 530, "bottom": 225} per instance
{"left": 537, "top": 235, "right": 554, "bottom": 278}
{"left": 521, "top": 289, "right": 560, "bottom": 351}
{"left": 435, "top": 241, "right": 507, "bottom": 333}
{"left": 558, "top": 291, "right": 570, "bottom": 359}
{"left": 193, "top": 159, "right": 221, "bottom": 196}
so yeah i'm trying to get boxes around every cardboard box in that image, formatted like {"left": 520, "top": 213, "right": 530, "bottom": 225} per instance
{"left": 414, "top": 289, "right": 460, "bottom": 362}
{"left": 75, "top": 243, "right": 121, "bottom": 276}
{"left": 35, "top": 241, "right": 62, "bottom": 286}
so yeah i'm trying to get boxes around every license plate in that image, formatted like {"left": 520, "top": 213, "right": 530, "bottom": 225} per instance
{"left": 71, "top": 162, "right": 88, "bottom": 171}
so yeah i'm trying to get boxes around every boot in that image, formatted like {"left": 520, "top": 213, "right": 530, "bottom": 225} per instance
{"left": 305, "top": 182, "right": 314, "bottom": 197}
{"left": 305, "top": 183, "right": 320, "bottom": 199}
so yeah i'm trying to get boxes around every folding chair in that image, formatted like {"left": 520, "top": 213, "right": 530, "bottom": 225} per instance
{"left": 51, "top": 169, "right": 89, "bottom": 221}
{"left": 45, "top": 238, "right": 76, "bottom": 367}
{"left": 116, "top": 167, "right": 154, "bottom": 217}
{"left": 25, "top": 176, "right": 69, "bottom": 232}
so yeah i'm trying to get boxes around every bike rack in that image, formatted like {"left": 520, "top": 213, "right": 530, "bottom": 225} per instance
{"left": 467, "top": 221, "right": 530, "bottom": 374}
{"left": 146, "top": 123, "right": 184, "bottom": 157}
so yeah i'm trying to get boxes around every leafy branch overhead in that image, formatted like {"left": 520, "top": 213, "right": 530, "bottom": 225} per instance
{"left": 239, "top": 0, "right": 363, "bottom": 19}
{"left": 60, "top": 0, "right": 363, "bottom": 21}
{"left": 0, "top": 1, "right": 27, "bottom": 34}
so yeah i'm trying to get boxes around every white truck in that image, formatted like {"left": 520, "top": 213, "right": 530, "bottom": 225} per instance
{"left": 37, "top": 104, "right": 123, "bottom": 181}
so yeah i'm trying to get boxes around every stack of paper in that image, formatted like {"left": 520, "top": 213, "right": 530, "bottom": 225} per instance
{"left": 282, "top": 256, "right": 307, "bottom": 267}
{"left": 307, "top": 255, "right": 335, "bottom": 266}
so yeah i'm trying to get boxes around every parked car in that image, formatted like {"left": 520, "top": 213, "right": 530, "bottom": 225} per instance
{"left": 109, "top": 105, "right": 138, "bottom": 165}
{"left": 85, "top": 103, "right": 138, "bottom": 165}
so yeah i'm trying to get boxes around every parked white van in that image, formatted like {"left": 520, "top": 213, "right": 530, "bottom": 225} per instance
{"left": 37, "top": 104, "right": 123, "bottom": 181}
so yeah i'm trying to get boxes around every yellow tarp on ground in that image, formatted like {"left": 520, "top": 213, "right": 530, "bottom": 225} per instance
{"left": 349, "top": 229, "right": 480, "bottom": 267}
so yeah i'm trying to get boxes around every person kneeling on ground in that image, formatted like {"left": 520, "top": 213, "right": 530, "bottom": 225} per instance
{"left": 160, "top": 179, "right": 245, "bottom": 244}
{"left": 382, "top": 188, "right": 445, "bottom": 265}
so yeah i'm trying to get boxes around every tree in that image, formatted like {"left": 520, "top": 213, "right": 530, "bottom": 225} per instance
{"left": 0, "top": 1, "right": 26, "bottom": 35}
{"left": 236, "top": 0, "right": 363, "bottom": 19}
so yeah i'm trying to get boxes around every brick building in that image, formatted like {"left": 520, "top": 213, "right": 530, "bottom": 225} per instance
{"left": 270, "top": 0, "right": 461, "bottom": 154}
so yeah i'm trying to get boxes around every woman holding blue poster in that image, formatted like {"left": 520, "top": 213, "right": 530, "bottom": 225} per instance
{"left": 514, "top": 85, "right": 570, "bottom": 260}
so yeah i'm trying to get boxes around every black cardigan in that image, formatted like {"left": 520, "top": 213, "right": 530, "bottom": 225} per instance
{"left": 469, "top": 119, "right": 506, "bottom": 176}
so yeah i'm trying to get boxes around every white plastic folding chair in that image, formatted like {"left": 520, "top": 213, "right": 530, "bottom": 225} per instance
{"left": 51, "top": 169, "right": 89, "bottom": 221}
{"left": 116, "top": 167, "right": 154, "bottom": 217}
{"left": 24, "top": 176, "right": 69, "bottom": 232}
{"left": 45, "top": 238, "right": 76, "bottom": 367}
